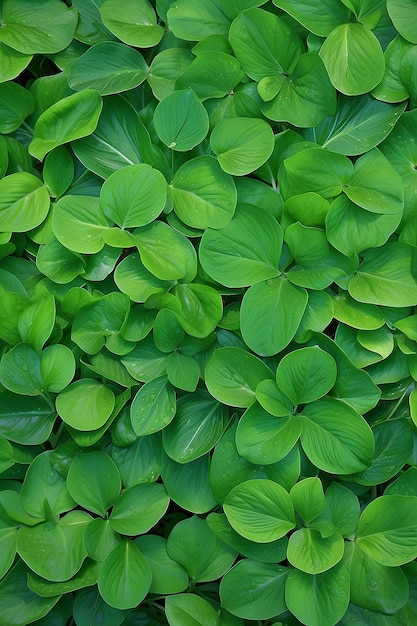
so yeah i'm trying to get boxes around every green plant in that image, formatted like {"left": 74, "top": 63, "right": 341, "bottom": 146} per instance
{"left": 0, "top": 0, "right": 417, "bottom": 624}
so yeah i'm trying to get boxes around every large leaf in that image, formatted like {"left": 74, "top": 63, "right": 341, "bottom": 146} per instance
{"left": 0, "top": 81, "right": 34, "bottom": 133}
{"left": 276, "top": 346, "right": 337, "bottom": 405}
{"left": 175, "top": 51, "right": 244, "bottom": 100}
{"left": 135, "top": 535, "right": 189, "bottom": 595}
{"left": 0, "top": 172, "right": 50, "bottom": 233}
{"left": 153, "top": 89, "right": 209, "bottom": 151}
{"left": 387, "top": 0, "right": 417, "bottom": 43}
{"left": 167, "top": 0, "right": 231, "bottom": 41}
{"left": 273, "top": 0, "right": 351, "bottom": 37}
{"left": 165, "top": 593, "right": 218, "bottom": 626}
{"left": 130, "top": 376, "right": 176, "bottom": 436}
{"left": 29, "top": 89, "right": 103, "bottom": 161}
{"left": 100, "top": 0, "right": 164, "bottom": 47}
{"left": 109, "top": 482, "right": 169, "bottom": 535}
{"left": 67, "top": 452, "right": 121, "bottom": 517}
{"left": 0, "top": 390, "right": 56, "bottom": 445}
{"left": 56, "top": 379, "right": 115, "bottom": 431}
{"left": 287, "top": 528, "right": 344, "bottom": 574}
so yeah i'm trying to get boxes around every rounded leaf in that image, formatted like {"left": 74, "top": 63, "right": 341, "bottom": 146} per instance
{"left": 109, "top": 483, "right": 169, "bottom": 535}
{"left": 67, "top": 452, "right": 121, "bottom": 517}
{"left": 56, "top": 379, "right": 115, "bottom": 431}
{"left": 154, "top": 89, "right": 209, "bottom": 151}
{"left": 276, "top": 346, "right": 337, "bottom": 405}
{"left": 287, "top": 528, "right": 344, "bottom": 574}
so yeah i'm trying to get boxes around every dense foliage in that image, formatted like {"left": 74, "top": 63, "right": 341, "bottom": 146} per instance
{"left": 1, "top": 0, "right": 417, "bottom": 624}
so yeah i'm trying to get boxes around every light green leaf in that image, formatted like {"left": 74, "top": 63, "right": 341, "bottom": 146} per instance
{"left": 130, "top": 376, "right": 176, "bottom": 436}
{"left": 40, "top": 344, "right": 76, "bottom": 393}
{"left": 0, "top": 81, "right": 34, "bottom": 133}
{"left": 109, "top": 482, "right": 169, "bottom": 535}
{"left": 167, "top": 0, "right": 231, "bottom": 41}
{"left": 0, "top": 390, "right": 56, "bottom": 445}
{"left": 67, "top": 452, "right": 121, "bottom": 517}
{"left": 387, "top": 0, "right": 417, "bottom": 43}
{"left": 56, "top": 379, "right": 115, "bottom": 431}
{"left": 154, "top": 89, "right": 209, "bottom": 151}
{"left": 165, "top": 593, "right": 218, "bottom": 626}
{"left": 287, "top": 528, "right": 344, "bottom": 574}
{"left": 114, "top": 252, "right": 171, "bottom": 303}
{"left": 276, "top": 346, "right": 337, "bottom": 405}
{"left": 273, "top": 0, "right": 351, "bottom": 37}
{"left": 0, "top": 344, "right": 43, "bottom": 396}
{"left": 135, "top": 535, "right": 189, "bottom": 595}
{"left": 0, "top": 172, "right": 50, "bottom": 233}
{"left": 100, "top": 0, "right": 164, "bottom": 47}
{"left": 176, "top": 51, "right": 244, "bottom": 100}
{"left": 53, "top": 195, "right": 111, "bottom": 254}
{"left": 148, "top": 47, "right": 194, "bottom": 100}
{"left": 290, "top": 477, "right": 326, "bottom": 524}
{"left": 0, "top": 42, "right": 32, "bottom": 83}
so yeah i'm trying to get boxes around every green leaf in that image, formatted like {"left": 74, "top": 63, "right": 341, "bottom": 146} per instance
{"left": 29, "top": 89, "right": 103, "bottom": 161}
{"left": 97, "top": 540, "right": 152, "bottom": 609}
{"left": 255, "top": 379, "right": 294, "bottom": 417}
{"left": 349, "top": 242, "right": 417, "bottom": 307}
{"left": 387, "top": 0, "right": 417, "bottom": 43}
{"left": 290, "top": 477, "right": 326, "bottom": 524}
{"left": 18, "top": 292, "right": 56, "bottom": 354}
{"left": 165, "top": 593, "right": 218, "bottom": 626}
{"left": 0, "top": 42, "right": 32, "bottom": 83}
{"left": 276, "top": 346, "right": 337, "bottom": 405}
{"left": 40, "top": 344, "right": 76, "bottom": 393}
{"left": 83, "top": 518, "right": 121, "bottom": 563}
{"left": 114, "top": 252, "right": 171, "bottom": 303}
{"left": 135, "top": 535, "right": 189, "bottom": 595}
{"left": 111, "top": 432, "right": 161, "bottom": 487}
{"left": 220, "top": 559, "right": 288, "bottom": 620}
{"left": 167, "top": 0, "right": 231, "bottom": 41}
{"left": 287, "top": 528, "right": 344, "bottom": 574}
{"left": 166, "top": 352, "right": 200, "bottom": 392}
{"left": 100, "top": 0, "right": 164, "bottom": 47}
{"left": 169, "top": 283, "right": 223, "bottom": 338}
{"left": 166, "top": 515, "right": 236, "bottom": 583}
{"left": 161, "top": 453, "right": 217, "bottom": 514}
{"left": 56, "top": 379, "right": 115, "bottom": 431}
{"left": 171, "top": 156, "right": 237, "bottom": 229}
{"left": 43, "top": 146, "right": 74, "bottom": 199}
{"left": 17, "top": 510, "right": 90, "bottom": 582}
{"left": 333, "top": 293, "right": 384, "bottom": 330}
{"left": 53, "top": 195, "right": 111, "bottom": 254}
{"left": 176, "top": 50, "right": 244, "bottom": 100}
{"left": 273, "top": 0, "right": 351, "bottom": 37}
{"left": 205, "top": 347, "right": 274, "bottom": 408}
{"left": 0, "top": 172, "right": 50, "bottom": 233}
{"left": 73, "top": 587, "right": 124, "bottom": 626}
{"left": 67, "top": 452, "right": 121, "bottom": 517}
{"left": 0, "top": 0, "right": 77, "bottom": 54}
{"left": 285, "top": 557, "right": 350, "bottom": 626}
{"left": 130, "top": 375, "right": 176, "bottom": 436}
{"left": 210, "top": 117, "right": 274, "bottom": 175}
{"left": 69, "top": 42, "right": 148, "bottom": 95}
{"left": 241, "top": 277, "right": 308, "bottom": 356}
{"left": 0, "top": 527, "right": 16, "bottom": 579}
{"left": 163, "top": 390, "right": 228, "bottom": 463}
{"left": 285, "top": 223, "right": 330, "bottom": 266}
{"left": 0, "top": 390, "right": 56, "bottom": 445}
{"left": 109, "top": 482, "right": 169, "bottom": 535}
{"left": 0, "top": 81, "right": 34, "bottom": 133}
{"left": 27, "top": 559, "right": 100, "bottom": 598}
{"left": 0, "top": 344, "right": 44, "bottom": 396}
{"left": 148, "top": 47, "right": 194, "bottom": 100}
{"left": 300, "top": 397, "right": 374, "bottom": 474}
{"left": 224, "top": 479, "right": 295, "bottom": 542}
{"left": 154, "top": 89, "right": 209, "bottom": 151}
{"left": 357, "top": 495, "right": 417, "bottom": 566}
{"left": 199, "top": 204, "right": 282, "bottom": 287}
{"left": 320, "top": 23, "right": 385, "bottom": 95}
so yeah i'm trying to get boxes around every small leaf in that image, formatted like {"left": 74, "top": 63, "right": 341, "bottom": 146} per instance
{"left": 109, "top": 483, "right": 169, "bottom": 535}
{"left": 287, "top": 528, "right": 344, "bottom": 574}
{"left": 130, "top": 376, "right": 176, "bottom": 436}
{"left": 56, "top": 379, "right": 115, "bottom": 431}
{"left": 100, "top": 0, "right": 164, "bottom": 47}
{"left": 165, "top": 593, "right": 218, "bottom": 626}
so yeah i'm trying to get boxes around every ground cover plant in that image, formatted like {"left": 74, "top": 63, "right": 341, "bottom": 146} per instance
{"left": 1, "top": 0, "right": 417, "bottom": 624}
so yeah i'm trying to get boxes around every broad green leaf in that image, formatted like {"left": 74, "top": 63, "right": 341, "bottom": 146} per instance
{"left": 350, "top": 542, "right": 409, "bottom": 613}
{"left": 320, "top": 23, "right": 385, "bottom": 95}
{"left": 161, "top": 453, "right": 217, "bottom": 514}
{"left": 199, "top": 204, "right": 282, "bottom": 287}
{"left": 283, "top": 192, "right": 330, "bottom": 228}
{"left": 276, "top": 346, "right": 337, "bottom": 405}
{"left": 53, "top": 196, "right": 111, "bottom": 254}
{"left": 273, "top": 0, "right": 351, "bottom": 37}
{"left": 135, "top": 535, "right": 189, "bottom": 595}
{"left": 236, "top": 404, "right": 301, "bottom": 464}
{"left": 171, "top": 156, "right": 237, "bottom": 229}
{"left": 40, "top": 344, "right": 76, "bottom": 393}
{"left": 18, "top": 292, "right": 55, "bottom": 354}
{"left": 306, "top": 95, "right": 406, "bottom": 155}
{"left": 165, "top": 593, "right": 218, "bottom": 626}
{"left": 241, "top": 277, "right": 308, "bottom": 356}
{"left": 67, "top": 452, "right": 121, "bottom": 516}
{"left": 357, "top": 495, "right": 417, "bottom": 566}
{"left": 315, "top": 482, "right": 360, "bottom": 538}
{"left": 166, "top": 515, "right": 236, "bottom": 583}
{"left": 43, "top": 146, "right": 74, "bottom": 199}
{"left": 153, "top": 309, "right": 185, "bottom": 353}
{"left": 0, "top": 42, "right": 32, "bottom": 82}
{"left": 73, "top": 587, "right": 124, "bottom": 626}
{"left": 166, "top": 283, "right": 223, "bottom": 338}
{"left": 0, "top": 527, "right": 16, "bottom": 579}
{"left": 0, "top": 344, "right": 43, "bottom": 396}
{"left": 121, "top": 336, "right": 168, "bottom": 382}
{"left": 0, "top": 172, "right": 50, "bottom": 233}
{"left": 349, "top": 242, "right": 417, "bottom": 307}
{"left": 387, "top": 0, "right": 417, "bottom": 43}
{"left": 210, "top": 117, "right": 274, "bottom": 175}
{"left": 300, "top": 397, "right": 374, "bottom": 474}
{"left": 285, "top": 223, "right": 330, "bottom": 266}
{"left": 134, "top": 221, "right": 197, "bottom": 282}
{"left": 0, "top": 390, "right": 56, "bottom": 445}
{"left": 56, "top": 379, "right": 115, "bottom": 431}
{"left": 100, "top": 0, "right": 164, "bottom": 47}
{"left": 287, "top": 528, "right": 344, "bottom": 574}
{"left": 295, "top": 289, "right": 334, "bottom": 341}
{"left": 285, "top": 558, "right": 350, "bottom": 626}
{"left": 130, "top": 376, "right": 176, "bottom": 436}
{"left": 154, "top": 89, "right": 209, "bottom": 151}
{"left": 83, "top": 518, "right": 121, "bottom": 563}
{"left": 98, "top": 540, "right": 152, "bottom": 609}
{"left": 0, "top": 0, "right": 77, "bottom": 54}
{"left": 0, "top": 437, "right": 14, "bottom": 475}
{"left": 0, "top": 561, "right": 60, "bottom": 626}
{"left": 229, "top": 8, "right": 303, "bottom": 81}
{"left": 69, "top": 42, "right": 148, "bottom": 95}
{"left": 27, "top": 559, "right": 100, "bottom": 598}
{"left": 29, "top": 89, "right": 103, "bottom": 161}
{"left": 0, "top": 81, "right": 34, "bottom": 133}
{"left": 111, "top": 432, "right": 161, "bottom": 487}
{"left": 220, "top": 559, "right": 288, "bottom": 620}
{"left": 163, "top": 390, "right": 228, "bottom": 463}
{"left": 205, "top": 347, "right": 274, "bottom": 408}
{"left": 333, "top": 293, "right": 384, "bottom": 330}
{"left": 175, "top": 51, "right": 244, "bottom": 100}
{"left": 290, "top": 477, "right": 326, "bottom": 524}
{"left": 224, "top": 479, "right": 295, "bottom": 542}
{"left": 166, "top": 352, "right": 200, "bottom": 392}
{"left": 255, "top": 379, "right": 294, "bottom": 417}
{"left": 372, "top": 34, "right": 412, "bottom": 103}
{"left": 17, "top": 510, "right": 90, "bottom": 581}
{"left": 148, "top": 47, "right": 194, "bottom": 100}
{"left": 109, "top": 482, "right": 169, "bottom": 535}
{"left": 114, "top": 252, "right": 171, "bottom": 303}
{"left": 167, "top": 0, "right": 231, "bottom": 41}
{"left": 100, "top": 163, "right": 166, "bottom": 228}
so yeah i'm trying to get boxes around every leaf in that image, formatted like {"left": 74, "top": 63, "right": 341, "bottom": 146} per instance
{"left": 348, "top": 242, "right": 417, "bottom": 307}
{"left": 0, "top": 42, "right": 32, "bottom": 83}
{"left": 109, "top": 482, "right": 169, "bottom": 535}
{"left": 169, "top": 283, "right": 223, "bottom": 338}
{"left": 130, "top": 376, "right": 176, "bottom": 436}
{"left": 67, "top": 452, "right": 121, "bottom": 517}
{"left": 300, "top": 397, "right": 374, "bottom": 474}
{"left": 199, "top": 204, "right": 282, "bottom": 287}
{"left": 148, "top": 47, "right": 194, "bottom": 100}
{"left": 153, "top": 89, "right": 209, "bottom": 151}
{"left": 0, "top": 344, "right": 43, "bottom": 396}
{"left": 100, "top": 163, "right": 167, "bottom": 228}
{"left": 83, "top": 518, "right": 121, "bottom": 563}
{"left": 73, "top": 587, "right": 124, "bottom": 626}
{"left": 167, "top": 0, "right": 231, "bottom": 41}
{"left": 285, "top": 557, "right": 350, "bottom": 626}
{"left": 97, "top": 540, "right": 152, "bottom": 609}
{"left": 0, "top": 172, "right": 50, "bottom": 233}
{"left": 276, "top": 346, "right": 337, "bottom": 405}
{"left": 0, "top": 0, "right": 78, "bottom": 54}
{"left": 27, "top": 559, "right": 101, "bottom": 598}
{"left": 220, "top": 559, "right": 288, "bottom": 620}
{"left": 287, "top": 528, "right": 344, "bottom": 575}
{"left": 223, "top": 479, "right": 295, "bottom": 543}
{"left": 100, "top": 0, "right": 164, "bottom": 47}
{"left": 315, "top": 482, "right": 360, "bottom": 538}
{"left": 165, "top": 593, "right": 218, "bottom": 626}
{"left": 29, "top": 89, "right": 103, "bottom": 161}
{"left": 68, "top": 42, "right": 148, "bottom": 95}
{"left": 210, "top": 117, "right": 274, "bottom": 175}
{"left": 240, "top": 277, "right": 308, "bottom": 356}
{"left": 166, "top": 352, "right": 200, "bottom": 392}
{"left": 175, "top": 50, "right": 244, "bottom": 100}
{"left": 0, "top": 81, "right": 34, "bottom": 133}
{"left": 357, "top": 495, "right": 417, "bottom": 566}
{"left": 320, "top": 23, "right": 385, "bottom": 95}
{"left": 273, "top": 0, "right": 351, "bottom": 37}
{"left": 114, "top": 252, "right": 171, "bottom": 303}
{"left": 161, "top": 453, "right": 217, "bottom": 514}
{"left": 56, "top": 379, "right": 115, "bottom": 431}
{"left": 290, "top": 477, "right": 326, "bottom": 524}
{"left": 0, "top": 390, "right": 56, "bottom": 445}
{"left": 40, "top": 344, "right": 76, "bottom": 393}
{"left": 171, "top": 156, "right": 237, "bottom": 229}
{"left": 135, "top": 535, "right": 189, "bottom": 595}
{"left": 205, "top": 347, "right": 274, "bottom": 408}
{"left": 387, "top": 0, "right": 417, "bottom": 43}
{"left": 306, "top": 95, "right": 406, "bottom": 155}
